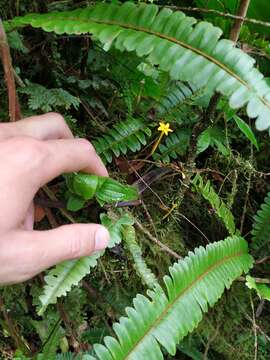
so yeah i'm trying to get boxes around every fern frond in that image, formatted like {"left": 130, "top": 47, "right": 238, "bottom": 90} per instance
{"left": 92, "top": 117, "right": 151, "bottom": 163}
{"left": 192, "top": 174, "right": 236, "bottom": 235}
{"left": 152, "top": 128, "right": 190, "bottom": 163}
{"left": 122, "top": 225, "right": 159, "bottom": 289}
{"left": 19, "top": 82, "right": 80, "bottom": 112}
{"left": 8, "top": 2, "right": 270, "bottom": 132}
{"left": 92, "top": 236, "right": 252, "bottom": 359}
{"left": 251, "top": 191, "right": 270, "bottom": 252}
{"left": 38, "top": 214, "right": 133, "bottom": 315}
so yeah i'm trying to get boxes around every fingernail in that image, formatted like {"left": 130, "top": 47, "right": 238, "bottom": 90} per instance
{"left": 94, "top": 226, "right": 109, "bottom": 251}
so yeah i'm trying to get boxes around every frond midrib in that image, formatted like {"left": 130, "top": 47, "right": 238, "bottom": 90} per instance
{"left": 123, "top": 250, "right": 245, "bottom": 359}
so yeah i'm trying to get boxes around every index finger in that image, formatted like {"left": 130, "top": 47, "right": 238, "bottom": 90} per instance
{"left": 38, "top": 138, "right": 108, "bottom": 187}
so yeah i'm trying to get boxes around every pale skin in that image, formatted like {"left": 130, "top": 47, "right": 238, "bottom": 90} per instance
{"left": 0, "top": 113, "right": 109, "bottom": 284}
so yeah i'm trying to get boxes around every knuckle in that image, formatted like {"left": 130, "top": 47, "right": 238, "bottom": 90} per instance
{"left": 78, "top": 138, "right": 96, "bottom": 154}
{"left": 68, "top": 227, "right": 85, "bottom": 259}
{"left": 49, "top": 112, "right": 72, "bottom": 137}
{"left": 22, "top": 137, "right": 48, "bottom": 157}
{"left": 49, "top": 112, "right": 65, "bottom": 123}
{"left": 50, "top": 112, "right": 66, "bottom": 127}
{"left": 13, "top": 137, "right": 50, "bottom": 164}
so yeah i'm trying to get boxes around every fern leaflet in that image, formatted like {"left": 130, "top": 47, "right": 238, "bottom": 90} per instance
{"left": 122, "top": 225, "right": 159, "bottom": 289}
{"left": 192, "top": 174, "right": 236, "bottom": 235}
{"left": 7, "top": 2, "right": 270, "bottom": 132}
{"left": 152, "top": 128, "right": 191, "bottom": 163}
{"left": 92, "top": 117, "right": 151, "bottom": 163}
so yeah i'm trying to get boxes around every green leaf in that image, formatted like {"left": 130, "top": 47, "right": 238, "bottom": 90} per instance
{"left": 100, "top": 213, "right": 134, "bottom": 248}
{"left": 8, "top": 3, "right": 270, "bottom": 133}
{"left": 73, "top": 174, "right": 99, "bottom": 200}
{"left": 66, "top": 173, "right": 139, "bottom": 207}
{"left": 92, "top": 236, "right": 253, "bottom": 359}
{"left": 196, "top": 129, "right": 211, "bottom": 154}
{"left": 233, "top": 115, "right": 259, "bottom": 150}
{"left": 197, "top": 126, "right": 230, "bottom": 156}
{"left": 67, "top": 194, "right": 85, "bottom": 211}
{"left": 95, "top": 178, "right": 139, "bottom": 205}
{"left": 246, "top": 275, "right": 270, "bottom": 301}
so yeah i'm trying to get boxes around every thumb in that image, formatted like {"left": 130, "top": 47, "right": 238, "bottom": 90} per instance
{"left": 2, "top": 224, "right": 109, "bottom": 284}
{"left": 35, "top": 224, "right": 110, "bottom": 265}
{"left": 18, "top": 224, "right": 109, "bottom": 277}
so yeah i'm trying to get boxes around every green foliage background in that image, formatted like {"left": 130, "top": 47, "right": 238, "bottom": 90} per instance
{"left": 0, "top": 0, "right": 270, "bottom": 359}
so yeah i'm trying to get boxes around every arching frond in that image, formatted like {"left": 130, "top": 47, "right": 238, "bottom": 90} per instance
{"left": 7, "top": 2, "right": 270, "bottom": 132}
{"left": 92, "top": 236, "right": 252, "bottom": 359}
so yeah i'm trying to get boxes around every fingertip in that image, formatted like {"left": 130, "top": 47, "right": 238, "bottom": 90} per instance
{"left": 94, "top": 226, "right": 110, "bottom": 251}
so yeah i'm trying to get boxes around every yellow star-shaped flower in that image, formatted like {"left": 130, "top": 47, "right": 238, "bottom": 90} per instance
{"left": 158, "top": 122, "right": 173, "bottom": 136}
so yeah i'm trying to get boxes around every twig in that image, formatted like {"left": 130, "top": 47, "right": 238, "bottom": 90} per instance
{"left": 0, "top": 20, "right": 21, "bottom": 121}
{"left": 230, "top": 0, "right": 251, "bottom": 43}
{"left": 0, "top": 296, "right": 30, "bottom": 353}
{"left": 133, "top": 217, "right": 182, "bottom": 260}
{"left": 255, "top": 256, "right": 270, "bottom": 265}
{"left": 203, "top": 323, "right": 219, "bottom": 360}
{"left": 178, "top": 212, "right": 210, "bottom": 244}
{"left": 238, "top": 276, "right": 270, "bottom": 284}
{"left": 164, "top": 5, "right": 270, "bottom": 29}
{"left": 240, "top": 120, "right": 253, "bottom": 233}
{"left": 43, "top": 185, "right": 76, "bottom": 224}
{"left": 255, "top": 299, "right": 265, "bottom": 318}
{"left": 176, "top": 92, "right": 221, "bottom": 208}
{"left": 236, "top": 297, "right": 270, "bottom": 342}
{"left": 250, "top": 294, "right": 258, "bottom": 360}
{"left": 57, "top": 303, "right": 80, "bottom": 351}
{"left": 240, "top": 171, "right": 251, "bottom": 233}
{"left": 141, "top": 200, "right": 159, "bottom": 239}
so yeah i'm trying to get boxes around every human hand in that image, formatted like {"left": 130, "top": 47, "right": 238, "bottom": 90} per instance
{"left": 0, "top": 113, "right": 109, "bottom": 284}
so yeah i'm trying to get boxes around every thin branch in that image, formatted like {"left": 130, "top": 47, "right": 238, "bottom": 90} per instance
{"left": 238, "top": 276, "right": 270, "bottom": 284}
{"left": 133, "top": 217, "right": 182, "bottom": 260}
{"left": 203, "top": 323, "right": 219, "bottom": 360}
{"left": 230, "top": 0, "right": 251, "bottom": 43}
{"left": 255, "top": 256, "right": 270, "bottom": 265}
{"left": 164, "top": 5, "right": 270, "bottom": 29}
{"left": 0, "top": 20, "right": 21, "bottom": 121}
{"left": 0, "top": 296, "right": 30, "bottom": 353}
{"left": 250, "top": 294, "right": 258, "bottom": 360}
